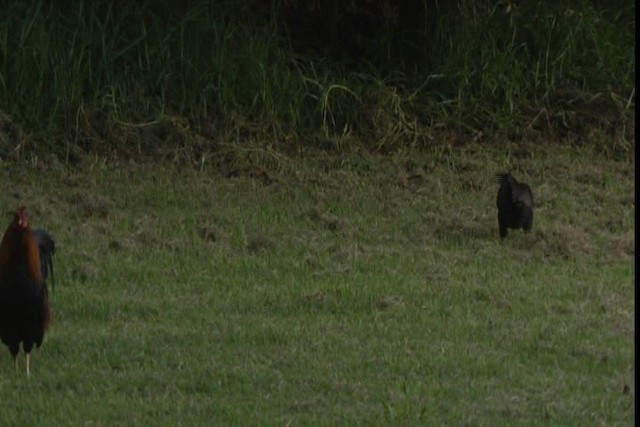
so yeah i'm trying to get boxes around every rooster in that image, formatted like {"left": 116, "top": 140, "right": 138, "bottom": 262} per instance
{"left": 494, "top": 171, "right": 534, "bottom": 239}
{"left": 0, "top": 207, "right": 55, "bottom": 376}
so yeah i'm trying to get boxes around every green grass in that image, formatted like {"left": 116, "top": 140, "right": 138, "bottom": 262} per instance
{"left": 0, "top": 142, "right": 633, "bottom": 424}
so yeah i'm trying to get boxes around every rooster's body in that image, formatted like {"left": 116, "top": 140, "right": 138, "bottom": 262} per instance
{"left": 495, "top": 172, "right": 534, "bottom": 239}
{"left": 0, "top": 207, "right": 55, "bottom": 376}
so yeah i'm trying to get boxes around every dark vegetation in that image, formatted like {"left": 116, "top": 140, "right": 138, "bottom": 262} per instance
{"left": 0, "top": 0, "right": 635, "bottom": 160}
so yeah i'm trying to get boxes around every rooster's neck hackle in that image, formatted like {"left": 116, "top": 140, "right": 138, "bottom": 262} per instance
{"left": 0, "top": 209, "right": 42, "bottom": 284}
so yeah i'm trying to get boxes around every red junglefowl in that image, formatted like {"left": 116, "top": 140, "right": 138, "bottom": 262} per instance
{"left": 494, "top": 171, "right": 534, "bottom": 239}
{"left": 0, "top": 207, "right": 55, "bottom": 376}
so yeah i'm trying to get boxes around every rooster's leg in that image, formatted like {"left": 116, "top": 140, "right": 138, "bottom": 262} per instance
{"left": 25, "top": 353, "right": 30, "bottom": 377}
{"left": 9, "top": 344, "right": 19, "bottom": 373}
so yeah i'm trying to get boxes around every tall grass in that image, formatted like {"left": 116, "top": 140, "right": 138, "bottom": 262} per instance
{"left": 0, "top": 1, "right": 635, "bottom": 156}
{"left": 0, "top": 1, "right": 311, "bottom": 153}
{"left": 423, "top": 1, "right": 635, "bottom": 135}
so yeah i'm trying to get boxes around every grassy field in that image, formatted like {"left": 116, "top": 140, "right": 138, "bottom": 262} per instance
{"left": 0, "top": 141, "right": 633, "bottom": 425}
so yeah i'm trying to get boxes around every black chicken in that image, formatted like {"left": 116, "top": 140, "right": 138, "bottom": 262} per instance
{"left": 494, "top": 172, "right": 534, "bottom": 239}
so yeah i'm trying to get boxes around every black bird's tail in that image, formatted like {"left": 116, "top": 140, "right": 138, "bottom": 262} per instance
{"left": 494, "top": 172, "right": 533, "bottom": 207}
{"left": 33, "top": 229, "right": 55, "bottom": 295}
{"left": 494, "top": 171, "right": 515, "bottom": 190}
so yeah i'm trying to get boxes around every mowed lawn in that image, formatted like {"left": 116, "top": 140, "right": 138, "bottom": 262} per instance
{"left": 0, "top": 142, "right": 633, "bottom": 425}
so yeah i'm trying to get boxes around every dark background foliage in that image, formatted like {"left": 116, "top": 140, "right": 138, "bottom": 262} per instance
{"left": 0, "top": 0, "right": 634, "bottom": 158}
